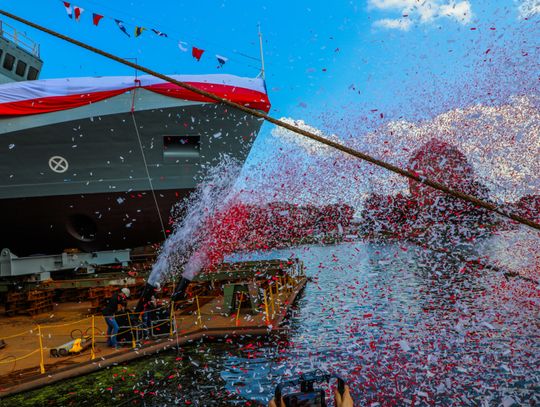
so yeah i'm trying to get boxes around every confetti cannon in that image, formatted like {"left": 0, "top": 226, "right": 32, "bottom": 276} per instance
{"left": 135, "top": 282, "right": 159, "bottom": 313}
{"left": 170, "top": 277, "right": 191, "bottom": 302}
{"left": 136, "top": 277, "right": 189, "bottom": 313}
{"left": 170, "top": 251, "right": 205, "bottom": 302}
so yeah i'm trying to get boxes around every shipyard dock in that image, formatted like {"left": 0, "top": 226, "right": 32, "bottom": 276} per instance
{"left": 0, "top": 259, "right": 307, "bottom": 398}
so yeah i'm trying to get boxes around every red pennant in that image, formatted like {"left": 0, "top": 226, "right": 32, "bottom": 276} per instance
{"left": 191, "top": 47, "right": 205, "bottom": 61}
{"left": 73, "top": 6, "right": 84, "bottom": 21}
{"left": 92, "top": 13, "right": 104, "bottom": 26}
{"left": 63, "top": 2, "right": 73, "bottom": 19}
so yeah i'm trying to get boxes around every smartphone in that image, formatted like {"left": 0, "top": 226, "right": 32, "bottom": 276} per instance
{"left": 283, "top": 390, "right": 325, "bottom": 407}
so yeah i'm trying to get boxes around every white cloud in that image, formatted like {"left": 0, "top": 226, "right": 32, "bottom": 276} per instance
{"left": 373, "top": 18, "right": 413, "bottom": 30}
{"left": 369, "top": 0, "right": 473, "bottom": 30}
{"left": 361, "top": 95, "right": 540, "bottom": 202}
{"left": 271, "top": 118, "right": 341, "bottom": 156}
{"left": 518, "top": 0, "right": 540, "bottom": 18}
{"left": 440, "top": 1, "right": 472, "bottom": 23}
{"left": 269, "top": 95, "right": 540, "bottom": 203}
{"left": 369, "top": 0, "right": 417, "bottom": 10}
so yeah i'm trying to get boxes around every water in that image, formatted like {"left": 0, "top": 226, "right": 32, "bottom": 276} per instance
{"left": 13, "top": 237, "right": 538, "bottom": 406}
{"left": 218, "top": 240, "right": 539, "bottom": 406}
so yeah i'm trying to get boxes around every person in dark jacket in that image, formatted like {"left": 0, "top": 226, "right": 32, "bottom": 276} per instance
{"left": 141, "top": 283, "right": 161, "bottom": 333}
{"left": 102, "top": 288, "right": 130, "bottom": 348}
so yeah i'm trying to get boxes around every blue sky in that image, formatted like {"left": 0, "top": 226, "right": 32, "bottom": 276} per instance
{"left": 1, "top": 1, "right": 536, "bottom": 114}
{"left": 0, "top": 0, "right": 538, "bottom": 161}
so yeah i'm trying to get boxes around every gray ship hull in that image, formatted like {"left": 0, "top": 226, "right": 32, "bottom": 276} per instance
{"left": 0, "top": 88, "right": 264, "bottom": 255}
{"left": 1, "top": 188, "right": 190, "bottom": 255}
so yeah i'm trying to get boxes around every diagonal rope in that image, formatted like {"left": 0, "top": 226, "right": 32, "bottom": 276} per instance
{"left": 1, "top": 9, "right": 539, "bottom": 232}
{"left": 130, "top": 109, "right": 167, "bottom": 240}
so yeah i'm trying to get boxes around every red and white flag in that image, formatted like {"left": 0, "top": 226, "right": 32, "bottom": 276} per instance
{"left": 74, "top": 6, "right": 84, "bottom": 22}
{"left": 92, "top": 13, "right": 104, "bottom": 26}
{"left": 63, "top": 2, "right": 73, "bottom": 19}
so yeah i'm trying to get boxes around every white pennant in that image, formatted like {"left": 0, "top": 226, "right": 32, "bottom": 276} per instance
{"left": 63, "top": 2, "right": 73, "bottom": 19}
{"left": 178, "top": 41, "right": 188, "bottom": 52}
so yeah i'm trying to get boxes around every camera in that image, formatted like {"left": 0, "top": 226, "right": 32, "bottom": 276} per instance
{"left": 275, "top": 370, "right": 346, "bottom": 407}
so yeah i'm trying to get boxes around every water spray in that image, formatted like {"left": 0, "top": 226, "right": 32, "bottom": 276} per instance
{"left": 143, "top": 157, "right": 240, "bottom": 306}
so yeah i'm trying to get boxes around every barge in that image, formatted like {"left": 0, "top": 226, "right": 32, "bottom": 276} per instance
{"left": 0, "top": 259, "right": 307, "bottom": 398}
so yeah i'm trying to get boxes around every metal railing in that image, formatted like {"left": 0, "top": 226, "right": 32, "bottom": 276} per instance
{"left": 0, "top": 272, "right": 309, "bottom": 378}
{"left": 0, "top": 20, "right": 40, "bottom": 58}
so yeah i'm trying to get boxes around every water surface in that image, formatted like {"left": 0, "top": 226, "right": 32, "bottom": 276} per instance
{"left": 7, "top": 239, "right": 539, "bottom": 406}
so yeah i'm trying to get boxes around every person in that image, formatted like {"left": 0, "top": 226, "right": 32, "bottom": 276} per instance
{"left": 333, "top": 386, "right": 354, "bottom": 407}
{"left": 141, "top": 283, "right": 161, "bottom": 335}
{"left": 268, "top": 384, "right": 354, "bottom": 407}
{"left": 102, "top": 287, "right": 130, "bottom": 348}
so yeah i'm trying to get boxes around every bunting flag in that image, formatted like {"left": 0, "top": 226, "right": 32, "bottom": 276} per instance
{"left": 151, "top": 29, "right": 168, "bottom": 37}
{"left": 178, "top": 41, "right": 188, "bottom": 52}
{"left": 56, "top": 2, "right": 244, "bottom": 70}
{"left": 135, "top": 26, "right": 146, "bottom": 37}
{"left": 115, "top": 19, "right": 130, "bottom": 37}
{"left": 73, "top": 6, "right": 84, "bottom": 22}
{"left": 216, "top": 55, "right": 228, "bottom": 67}
{"left": 192, "top": 47, "right": 205, "bottom": 61}
{"left": 92, "top": 13, "right": 104, "bottom": 26}
{"left": 63, "top": 2, "right": 73, "bottom": 19}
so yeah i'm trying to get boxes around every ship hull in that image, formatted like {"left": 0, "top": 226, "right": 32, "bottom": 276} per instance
{"left": 0, "top": 87, "right": 264, "bottom": 255}
{"left": 0, "top": 188, "right": 190, "bottom": 255}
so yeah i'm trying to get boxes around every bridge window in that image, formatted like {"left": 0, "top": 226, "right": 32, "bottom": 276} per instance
{"left": 27, "top": 66, "right": 39, "bottom": 80}
{"left": 15, "top": 60, "right": 27, "bottom": 77}
{"left": 163, "top": 135, "right": 200, "bottom": 161}
{"left": 3, "top": 53, "right": 15, "bottom": 71}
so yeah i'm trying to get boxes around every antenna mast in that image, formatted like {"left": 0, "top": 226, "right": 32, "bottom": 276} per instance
{"left": 258, "top": 23, "right": 265, "bottom": 79}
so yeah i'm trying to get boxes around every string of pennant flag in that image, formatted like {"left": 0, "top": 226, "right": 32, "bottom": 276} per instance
{"left": 61, "top": 1, "right": 231, "bottom": 67}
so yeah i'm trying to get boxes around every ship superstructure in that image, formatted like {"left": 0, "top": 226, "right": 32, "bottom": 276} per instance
{"left": 0, "top": 20, "right": 42, "bottom": 84}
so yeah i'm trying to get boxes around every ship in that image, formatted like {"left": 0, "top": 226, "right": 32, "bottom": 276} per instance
{"left": 0, "top": 21, "right": 270, "bottom": 256}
